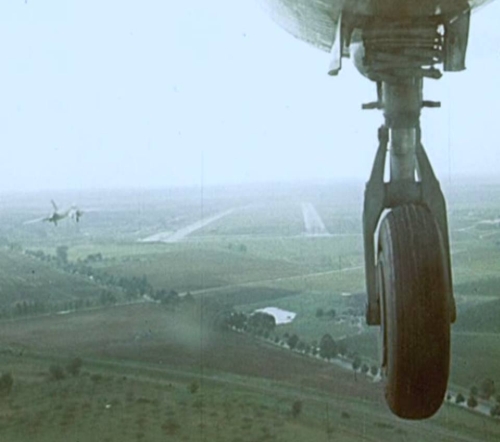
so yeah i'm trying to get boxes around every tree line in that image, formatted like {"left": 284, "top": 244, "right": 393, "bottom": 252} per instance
{"left": 12, "top": 247, "right": 188, "bottom": 318}
{"left": 218, "top": 309, "right": 378, "bottom": 379}
{"left": 451, "top": 379, "right": 500, "bottom": 417}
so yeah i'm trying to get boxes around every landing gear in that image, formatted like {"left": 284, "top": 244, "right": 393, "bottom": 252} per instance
{"left": 355, "top": 17, "right": 461, "bottom": 419}
{"left": 378, "top": 204, "right": 451, "bottom": 419}
{"left": 363, "top": 121, "right": 455, "bottom": 419}
{"left": 257, "top": 0, "right": 473, "bottom": 421}
{"left": 255, "top": 0, "right": 490, "bottom": 421}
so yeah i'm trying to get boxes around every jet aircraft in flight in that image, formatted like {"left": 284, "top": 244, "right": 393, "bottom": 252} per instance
{"left": 24, "top": 200, "right": 86, "bottom": 226}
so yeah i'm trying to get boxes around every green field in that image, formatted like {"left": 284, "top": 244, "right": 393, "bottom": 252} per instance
{"left": 0, "top": 249, "right": 122, "bottom": 316}
{"left": 0, "top": 180, "right": 499, "bottom": 440}
{"left": 193, "top": 202, "right": 305, "bottom": 237}
{"left": 1, "top": 304, "right": 499, "bottom": 442}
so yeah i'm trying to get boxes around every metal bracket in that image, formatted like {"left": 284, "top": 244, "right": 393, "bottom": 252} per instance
{"left": 363, "top": 126, "right": 388, "bottom": 325}
{"left": 362, "top": 82, "right": 383, "bottom": 110}
{"left": 328, "top": 13, "right": 343, "bottom": 76}
{"left": 443, "top": 8, "right": 471, "bottom": 72}
{"left": 415, "top": 129, "right": 456, "bottom": 322}
{"left": 363, "top": 126, "right": 456, "bottom": 325}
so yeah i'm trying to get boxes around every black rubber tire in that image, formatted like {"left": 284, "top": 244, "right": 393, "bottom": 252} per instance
{"left": 377, "top": 204, "right": 451, "bottom": 419}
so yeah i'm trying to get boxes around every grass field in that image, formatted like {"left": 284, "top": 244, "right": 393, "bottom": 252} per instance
{"left": 239, "top": 291, "right": 365, "bottom": 341}
{"left": 192, "top": 202, "right": 305, "bottom": 237}
{"left": 1, "top": 304, "right": 500, "bottom": 442}
{"left": 450, "top": 332, "right": 500, "bottom": 388}
{"left": 89, "top": 245, "right": 309, "bottom": 293}
{"left": 0, "top": 180, "right": 499, "bottom": 440}
{"left": 0, "top": 249, "right": 121, "bottom": 314}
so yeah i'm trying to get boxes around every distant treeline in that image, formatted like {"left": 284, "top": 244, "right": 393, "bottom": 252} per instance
{"left": 2, "top": 247, "right": 190, "bottom": 319}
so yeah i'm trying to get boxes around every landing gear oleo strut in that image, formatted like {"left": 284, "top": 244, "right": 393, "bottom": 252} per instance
{"left": 353, "top": 14, "right": 463, "bottom": 420}
{"left": 257, "top": 1, "right": 479, "bottom": 419}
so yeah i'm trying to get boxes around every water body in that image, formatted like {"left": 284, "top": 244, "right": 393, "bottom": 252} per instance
{"left": 255, "top": 307, "right": 296, "bottom": 325}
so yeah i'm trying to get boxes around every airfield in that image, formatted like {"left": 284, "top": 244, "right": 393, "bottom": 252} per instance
{"left": 0, "top": 179, "right": 499, "bottom": 441}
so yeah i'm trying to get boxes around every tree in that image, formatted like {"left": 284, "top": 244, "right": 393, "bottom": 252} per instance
{"left": 189, "top": 380, "right": 199, "bottom": 394}
{"left": 319, "top": 334, "right": 337, "bottom": 360}
{"left": 455, "top": 393, "right": 465, "bottom": 404}
{"left": 162, "top": 418, "right": 181, "bottom": 435}
{"left": 0, "top": 372, "right": 13, "bottom": 395}
{"left": 49, "top": 365, "right": 65, "bottom": 381}
{"left": 66, "top": 357, "right": 83, "bottom": 376}
{"left": 291, "top": 400, "right": 303, "bottom": 418}
{"left": 352, "top": 356, "right": 361, "bottom": 381}
{"left": 100, "top": 290, "right": 117, "bottom": 306}
{"left": 213, "top": 308, "right": 235, "bottom": 332}
{"left": 370, "top": 365, "right": 379, "bottom": 377}
{"left": 154, "top": 288, "right": 167, "bottom": 302}
{"left": 297, "top": 340, "right": 306, "bottom": 352}
{"left": 248, "top": 312, "right": 276, "bottom": 334}
{"left": 352, "top": 356, "right": 361, "bottom": 371}
{"left": 341, "top": 411, "right": 350, "bottom": 419}
{"left": 490, "top": 404, "right": 500, "bottom": 417}
{"left": 361, "top": 363, "right": 369, "bottom": 375}
{"left": 287, "top": 334, "right": 299, "bottom": 350}
{"left": 56, "top": 245, "right": 69, "bottom": 264}
{"left": 337, "top": 340, "right": 347, "bottom": 356}
{"left": 223, "top": 311, "right": 244, "bottom": 330}
{"left": 470, "top": 385, "right": 478, "bottom": 397}
{"left": 326, "top": 309, "right": 336, "bottom": 320}
{"left": 8, "top": 242, "right": 22, "bottom": 252}
{"left": 165, "top": 290, "right": 180, "bottom": 305}
{"left": 480, "top": 378, "right": 496, "bottom": 400}
{"left": 467, "top": 396, "right": 478, "bottom": 409}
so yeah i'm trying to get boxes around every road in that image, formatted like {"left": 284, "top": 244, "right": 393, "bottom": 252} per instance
{"left": 189, "top": 264, "right": 364, "bottom": 297}
{"left": 301, "top": 202, "right": 330, "bottom": 236}
{"left": 140, "top": 208, "right": 236, "bottom": 243}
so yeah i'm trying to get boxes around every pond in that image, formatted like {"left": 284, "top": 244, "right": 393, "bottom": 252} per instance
{"left": 254, "top": 307, "right": 296, "bottom": 325}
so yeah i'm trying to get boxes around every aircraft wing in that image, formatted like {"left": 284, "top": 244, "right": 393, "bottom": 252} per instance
{"left": 51, "top": 199, "right": 58, "bottom": 211}
{"left": 257, "top": 0, "right": 498, "bottom": 53}
{"left": 69, "top": 206, "right": 98, "bottom": 221}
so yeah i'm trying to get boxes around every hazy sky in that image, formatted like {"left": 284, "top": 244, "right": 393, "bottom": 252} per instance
{"left": 1, "top": 1, "right": 499, "bottom": 192}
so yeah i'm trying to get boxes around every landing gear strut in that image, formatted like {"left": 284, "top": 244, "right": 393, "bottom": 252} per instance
{"left": 354, "top": 17, "right": 463, "bottom": 419}
{"left": 257, "top": 0, "right": 473, "bottom": 421}
{"left": 363, "top": 81, "right": 456, "bottom": 419}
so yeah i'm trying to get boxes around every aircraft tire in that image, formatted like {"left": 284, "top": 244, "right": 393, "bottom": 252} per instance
{"left": 377, "top": 204, "right": 451, "bottom": 419}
